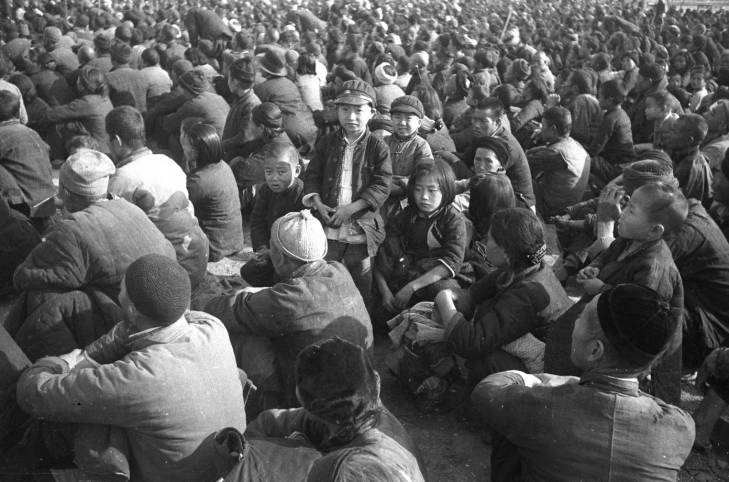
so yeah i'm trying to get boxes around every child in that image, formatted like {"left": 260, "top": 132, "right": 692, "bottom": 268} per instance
{"left": 547, "top": 182, "right": 686, "bottom": 404}
{"left": 689, "top": 66, "right": 709, "bottom": 113}
{"left": 303, "top": 79, "right": 392, "bottom": 304}
{"left": 374, "top": 160, "right": 467, "bottom": 319}
{"left": 667, "top": 72, "right": 691, "bottom": 109}
{"left": 435, "top": 208, "right": 572, "bottom": 383}
{"left": 588, "top": 79, "right": 636, "bottom": 184}
{"left": 639, "top": 91, "right": 679, "bottom": 151}
{"left": 241, "top": 142, "right": 304, "bottom": 286}
{"left": 385, "top": 95, "right": 434, "bottom": 219}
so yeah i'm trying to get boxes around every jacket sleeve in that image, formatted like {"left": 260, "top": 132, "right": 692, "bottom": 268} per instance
{"left": 249, "top": 186, "right": 271, "bottom": 250}
{"left": 42, "top": 98, "right": 90, "bottom": 123}
{"left": 302, "top": 136, "right": 327, "bottom": 199}
{"left": 84, "top": 321, "right": 134, "bottom": 365}
{"left": 356, "top": 136, "right": 392, "bottom": 210}
{"left": 186, "top": 174, "right": 205, "bottom": 210}
{"left": 434, "top": 208, "right": 468, "bottom": 277}
{"left": 13, "top": 223, "right": 88, "bottom": 290}
{"left": 245, "top": 407, "right": 313, "bottom": 438}
{"left": 446, "top": 282, "right": 550, "bottom": 359}
{"left": 588, "top": 113, "right": 616, "bottom": 157}
{"left": 230, "top": 286, "right": 298, "bottom": 336}
{"left": 504, "top": 139, "right": 536, "bottom": 207}
{"left": 17, "top": 354, "right": 173, "bottom": 427}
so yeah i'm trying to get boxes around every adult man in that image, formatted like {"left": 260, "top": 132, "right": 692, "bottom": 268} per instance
{"left": 527, "top": 106, "right": 590, "bottom": 217}
{"left": 474, "top": 284, "right": 695, "bottom": 481}
{"left": 206, "top": 210, "right": 373, "bottom": 416}
{"left": 627, "top": 63, "right": 669, "bottom": 144}
{"left": 17, "top": 254, "right": 247, "bottom": 481}
{"left": 466, "top": 97, "right": 536, "bottom": 209}
{"left": 222, "top": 57, "right": 261, "bottom": 161}
{"left": 664, "top": 114, "right": 712, "bottom": 208}
{"left": 9, "top": 150, "right": 175, "bottom": 361}
{"left": 42, "top": 26, "right": 79, "bottom": 76}
{"left": 0, "top": 90, "right": 55, "bottom": 230}
{"left": 106, "top": 105, "right": 208, "bottom": 288}
{"left": 107, "top": 41, "right": 150, "bottom": 113}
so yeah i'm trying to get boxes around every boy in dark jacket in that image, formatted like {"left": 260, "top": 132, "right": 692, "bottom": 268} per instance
{"left": 303, "top": 80, "right": 392, "bottom": 303}
{"left": 241, "top": 142, "right": 304, "bottom": 286}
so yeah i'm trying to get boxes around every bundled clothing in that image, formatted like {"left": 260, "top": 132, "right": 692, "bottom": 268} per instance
{"left": 222, "top": 89, "right": 261, "bottom": 162}
{"left": 163, "top": 91, "right": 231, "bottom": 136}
{"left": 588, "top": 105, "right": 635, "bottom": 182}
{"left": 41, "top": 94, "right": 114, "bottom": 153}
{"left": 672, "top": 146, "right": 713, "bottom": 209}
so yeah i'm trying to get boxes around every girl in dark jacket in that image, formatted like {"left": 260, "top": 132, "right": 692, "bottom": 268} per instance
{"left": 374, "top": 160, "right": 467, "bottom": 317}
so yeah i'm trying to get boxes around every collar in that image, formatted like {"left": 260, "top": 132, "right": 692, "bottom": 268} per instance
{"left": 340, "top": 128, "right": 368, "bottom": 146}
{"left": 416, "top": 205, "right": 445, "bottom": 220}
{"left": 0, "top": 119, "right": 20, "bottom": 128}
{"left": 235, "top": 88, "right": 254, "bottom": 102}
{"left": 392, "top": 131, "right": 418, "bottom": 143}
{"left": 671, "top": 145, "right": 700, "bottom": 162}
{"left": 117, "top": 147, "right": 153, "bottom": 169}
{"left": 126, "top": 316, "right": 191, "bottom": 352}
{"left": 289, "top": 258, "right": 328, "bottom": 279}
{"left": 579, "top": 371, "right": 640, "bottom": 396}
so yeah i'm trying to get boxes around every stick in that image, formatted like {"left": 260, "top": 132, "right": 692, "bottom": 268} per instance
{"left": 500, "top": 8, "right": 513, "bottom": 43}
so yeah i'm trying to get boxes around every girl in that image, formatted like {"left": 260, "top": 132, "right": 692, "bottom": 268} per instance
{"left": 182, "top": 120, "right": 245, "bottom": 261}
{"left": 375, "top": 160, "right": 467, "bottom": 317}
{"left": 435, "top": 208, "right": 572, "bottom": 382}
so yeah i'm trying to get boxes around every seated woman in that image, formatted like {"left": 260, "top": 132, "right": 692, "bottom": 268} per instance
{"left": 182, "top": 119, "right": 245, "bottom": 261}
{"left": 435, "top": 208, "right": 572, "bottom": 384}
{"left": 374, "top": 160, "right": 467, "bottom": 321}
{"left": 511, "top": 77, "right": 549, "bottom": 149}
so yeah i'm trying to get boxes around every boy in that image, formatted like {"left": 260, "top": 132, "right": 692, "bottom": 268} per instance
{"left": 565, "top": 183, "right": 686, "bottom": 403}
{"left": 689, "top": 66, "right": 709, "bottom": 113}
{"left": 639, "top": 91, "right": 679, "bottom": 151}
{"left": 588, "top": 79, "right": 636, "bottom": 184}
{"left": 241, "top": 142, "right": 304, "bottom": 286}
{"left": 303, "top": 79, "right": 392, "bottom": 303}
{"left": 663, "top": 114, "right": 713, "bottom": 208}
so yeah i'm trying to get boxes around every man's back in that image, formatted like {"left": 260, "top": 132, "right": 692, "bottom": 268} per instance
{"left": 473, "top": 372, "right": 695, "bottom": 481}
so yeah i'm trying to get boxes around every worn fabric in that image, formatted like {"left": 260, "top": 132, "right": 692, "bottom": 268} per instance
{"left": 569, "top": 93, "right": 603, "bottom": 147}
{"left": 701, "top": 134, "right": 729, "bottom": 171}
{"left": 0, "top": 119, "right": 55, "bottom": 210}
{"left": 588, "top": 105, "right": 636, "bottom": 165}
{"left": 250, "top": 178, "right": 304, "bottom": 251}
{"left": 254, "top": 77, "right": 317, "bottom": 153}
{"left": 246, "top": 406, "right": 424, "bottom": 481}
{"left": 304, "top": 128, "right": 392, "bottom": 257}
{"left": 673, "top": 147, "right": 713, "bottom": 209}
{"left": 387, "top": 133, "right": 434, "bottom": 179}
{"left": 205, "top": 260, "right": 373, "bottom": 409}
{"left": 473, "top": 371, "right": 695, "bottom": 481}
{"left": 42, "top": 94, "right": 114, "bottom": 153}
{"left": 49, "top": 46, "right": 79, "bottom": 76}
{"left": 222, "top": 89, "right": 261, "bottom": 162}
{"left": 107, "top": 67, "right": 150, "bottom": 112}
{"left": 163, "top": 91, "right": 231, "bottom": 135}
{"left": 140, "top": 65, "right": 173, "bottom": 99}
{"left": 374, "top": 83, "right": 405, "bottom": 113}
{"left": 296, "top": 74, "right": 324, "bottom": 111}
{"left": 187, "top": 161, "right": 244, "bottom": 261}
{"left": 17, "top": 312, "right": 247, "bottom": 482}
{"left": 30, "top": 69, "right": 75, "bottom": 107}
{"left": 0, "top": 79, "right": 28, "bottom": 124}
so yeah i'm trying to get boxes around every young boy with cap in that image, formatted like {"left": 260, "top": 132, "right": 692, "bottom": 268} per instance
{"left": 205, "top": 210, "right": 373, "bottom": 416}
{"left": 303, "top": 79, "right": 392, "bottom": 304}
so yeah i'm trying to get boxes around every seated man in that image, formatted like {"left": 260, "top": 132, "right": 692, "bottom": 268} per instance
{"left": 474, "top": 284, "right": 695, "bottom": 481}
{"left": 16, "top": 254, "right": 247, "bottom": 481}
{"left": 218, "top": 337, "right": 424, "bottom": 481}
{"left": 8, "top": 150, "right": 176, "bottom": 361}
{"left": 206, "top": 210, "right": 373, "bottom": 416}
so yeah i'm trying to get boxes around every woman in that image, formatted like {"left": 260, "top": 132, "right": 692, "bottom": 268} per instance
{"left": 182, "top": 120, "right": 245, "bottom": 261}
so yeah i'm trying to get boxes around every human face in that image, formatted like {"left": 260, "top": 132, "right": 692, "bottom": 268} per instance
{"left": 570, "top": 297, "right": 601, "bottom": 370}
{"left": 598, "top": 91, "right": 612, "bottom": 110}
{"left": 690, "top": 72, "right": 706, "bottom": 91}
{"left": 391, "top": 111, "right": 421, "bottom": 137}
{"left": 617, "top": 188, "right": 657, "bottom": 240}
{"left": 668, "top": 74, "right": 682, "bottom": 90}
{"left": 473, "top": 147, "right": 502, "bottom": 176}
{"left": 704, "top": 102, "right": 729, "bottom": 137}
{"left": 264, "top": 158, "right": 298, "bottom": 193}
{"left": 673, "top": 55, "right": 687, "bottom": 71}
{"left": 412, "top": 174, "right": 443, "bottom": 215}
{"left": 621, "top": 57, "right": 635, "bottom": 72}
{"left": 180, "top": 132, "right": 196, "bottom": 166}
{"left": 471, "top": 108, "right": 499, "bottom": 138}
{"left": 337, "top": 103, "right": 374, "bottom": 137}
{"left": 712, "top": 169, "right": 729, "bottom": 206}
{"left": 644, "top": 98, "right": 665, "bottom": 121}
{"left": 484, "top": 231, "right": 509, "bottom": 268}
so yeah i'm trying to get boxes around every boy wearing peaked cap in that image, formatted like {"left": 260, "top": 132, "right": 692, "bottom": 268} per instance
{"left": 302, "top": 79, "right": 393, "bottom": 305}
{"left": 205, "top": 210, "right": 374, "bottom": 417}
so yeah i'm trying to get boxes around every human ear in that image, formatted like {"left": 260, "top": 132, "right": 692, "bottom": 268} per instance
{"left": 587, "top": 338, "right": 605, "bottom": 364}
{"left": 651, "top": 224, "right": 666, "bottom": 239}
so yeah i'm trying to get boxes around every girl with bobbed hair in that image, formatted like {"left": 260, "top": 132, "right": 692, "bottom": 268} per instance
{"left": 182, "top": 119, "right": 245, "bottom": 261}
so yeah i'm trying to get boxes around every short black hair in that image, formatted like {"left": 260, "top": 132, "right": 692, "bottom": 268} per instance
{"left": 542, "top": 106, "right": 572, "bottom": 136}
{"left": 141, "top": 48, "right": 160, "bottom": 66}
{"left": 475, "top": 97, "right": 505, "bottom": 117}
{"left": 184, "top": 122, "right": 223, "bottom": 167}
{"left": 406, "top": 159, "right": 457, "bottom": 209}
{"left": 600, "top": 79, "right": 626, "bottom": 104}
{"left": 0, "top": 90, "right": 20, "bottom": 121}
{"left": 105, "top": 105, "right": 146, "bottom": 148}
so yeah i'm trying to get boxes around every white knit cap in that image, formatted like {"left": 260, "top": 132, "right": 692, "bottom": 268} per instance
{"left": 271, "top": 210, "right": 328, "bottom": 262}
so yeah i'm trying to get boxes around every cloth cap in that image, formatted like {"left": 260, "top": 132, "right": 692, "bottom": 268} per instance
{"left": 124, "top": 254, "right": 190, "bottom": 325}
{"left": 622, "top": 158, "right": 678, "bottom": 195}
{"left": 596, "top": 284, "right": 675, "bottom": 367}
{"left": 639, "top": 63, "right": 664, "bottom": 82}
{"left": 44, "top": 26, "right": 62, "bottom": 44}
{"left": 373, "top": 62, "right": 397, "bottom": 85}
{"left": 390, "top": 95, "right": 424, "bottom": 118}
{"left": 229, "top": 57, "right": 256, "bottom": 82}
{"left": 335, "top": 79, "right": 376, "bottom": 106}
{"left": 179, "top": 70, "right": 208, "bottom": 95}
{"left": 258, "top": 47, "right": 287, "bottom": 76}
{"left": 110, "top": 41, "right": 132, "bottom": 64}
{"left": 271, "top": 210, "right": 327, "bottom": 262}
{"left": 59, "top": 150, "right": 115, "bottom": 197}
{"left": 296, "top": 337, "right": 378, "bottom": 425}
{"left": 252, "top": 102, "right": 282, "bottom": 128}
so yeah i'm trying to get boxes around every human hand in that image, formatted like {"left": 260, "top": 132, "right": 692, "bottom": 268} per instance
{"left": 58, "top": 349, "right": 84, "bottom": 370}
{"left": 580, "top": 277, "right": 605, "bottom": 295}
{"left": 382, "top": 287, "right": 397, "bottom": 313}
{"left": 314, "top": 199, "right": 336, "bottom": 225}
{"left": 550, "top": 214, "right": 572, "bottom": 231}
{"left": 253, "top": 248, "right": 270, "bottom": 262}
{"left": 546, "top": 93, "right": 561, "bottom": 108}
{"left": 576, "top": 266, "right": 600, "bottom": 281}
{"left": 393, "top": 284, "right": 416, "bottom": 311}
{"left": 597, "top": 185, "right": 626, "bottom": 222}
{"left": 329, "top": 204, "right": 356, "bottom": 228}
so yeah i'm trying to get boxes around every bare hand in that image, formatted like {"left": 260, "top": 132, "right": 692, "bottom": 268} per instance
{"left": 597, "top": 185, "right": 626, "bottom": 222}
{"left": 382, "top": 288, "right": 397, "bottom": 313}
{"left": 393, "top": 284, "right": 415, "bottom": 311}
{"left": 576, "top": 266, "right": 600, "bottom": 281}
{"left": 579, "top": 277, "right": 605, "bottom": 295}
{"left": 314, "top": 200, "right": 336, "bottom": 225}
{"left": 253, "top": 248, "right": 270, "bottom": 262}
{"left": 329, "top": 204, "right": 355, "bottom": 228}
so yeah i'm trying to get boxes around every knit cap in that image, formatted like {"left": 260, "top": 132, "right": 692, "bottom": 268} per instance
{"left": 59, "top": 150, "right": 115, "bottom": 197}
{"left": 270, "top": 210, "right": 327, "bottom": 262}
{"left": 373, "top": 62, "right": 397, "bottom": 85}
{"left": 596, "top": 284, "right": 675, "bottom": 367}
{"left": 124, "top": 254, "right": 190, "bottom": 325}
{"left": 391, "top": 95, "right": 424, "bottom": 118}
{"left": 178, "top": 70, "right": 209, "bottom": 96}
{"left": 335, "top": 79, "right": 376, "bottom": 106}
{"left": 252, "top": 102, "right": 283, "bottom": 128}
{"left": 296, "top": 337, "right": 378, "bottom": 425}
